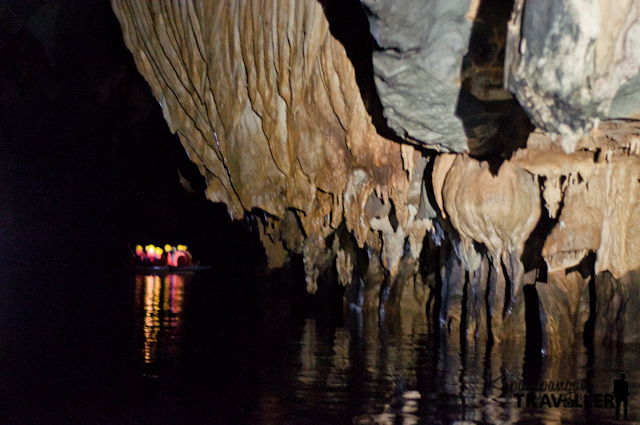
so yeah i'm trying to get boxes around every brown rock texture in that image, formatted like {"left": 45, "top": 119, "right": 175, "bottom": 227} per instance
{"left": 512, "top": 124, "right": 640, "bottom": 278}
{"left": 112, "top": 0, "right": 640, "bottom": 346}
{"left": 111, "top": 0, "right": 431, "bottom": 296}
{"left": 441, "top": 154, "right": 540, "bottom": 268}
{"left": 508, "top": 126, "right": 640, "bottom": 346}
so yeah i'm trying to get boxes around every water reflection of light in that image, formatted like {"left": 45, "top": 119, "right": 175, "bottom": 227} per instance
{"left": 143, "top": 275, "right": 161, "bottom": 363}
{"left": 134, "top": 274, "right": 187, "bottom": 365}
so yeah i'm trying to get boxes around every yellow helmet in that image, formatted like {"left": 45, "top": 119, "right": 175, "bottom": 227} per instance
{"left": 164, "top": 244, "right": 173, "bottom": 252}
{"left": 177, "top": 244, "right": 185, "bottom": 251}
{"left": 155, "top": 246, "right": 164, "bottom": 256}
{"left": 145, "top": 244, "right": 155, "bottom": 253}
{"left": 135, "top": 245, "right": 143, "bottom": 253}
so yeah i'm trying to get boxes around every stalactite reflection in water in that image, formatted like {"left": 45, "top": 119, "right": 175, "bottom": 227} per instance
{"left": 119, "top": 269, "right": 640, "bottom": 424}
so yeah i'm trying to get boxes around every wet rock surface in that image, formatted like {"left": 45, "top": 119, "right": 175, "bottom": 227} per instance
{"left": 112, "top": 0, "right": 640, "bottom": 348}
{"left": 360, "top": 0, "right": 475, "bottom": 152}
{"left": 505, "top": 0, "right": 640, "bottom": 151}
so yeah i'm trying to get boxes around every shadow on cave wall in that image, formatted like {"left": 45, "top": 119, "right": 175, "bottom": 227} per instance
{"left": 321, "top": 0, "right": 535, "bottom": 170}
{"left": 455, "top": 0, "right": 535, "bottom": 174}
{"left": 319, "top": 0, "right": 405, "bottom": 145}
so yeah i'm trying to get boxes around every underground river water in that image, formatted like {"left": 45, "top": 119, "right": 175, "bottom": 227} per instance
{"left": 2, "top": 267, "right": 639, "bottom": 424}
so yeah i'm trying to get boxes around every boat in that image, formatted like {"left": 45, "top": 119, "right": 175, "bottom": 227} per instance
{"left": 128, "top": 244, "right": 210, "bottom": 274}
{"left": 127, "top": 264, "right": 211, "bottom": 275}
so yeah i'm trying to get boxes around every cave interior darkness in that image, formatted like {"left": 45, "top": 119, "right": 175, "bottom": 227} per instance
{"left": 0, "top": 0, "right": 535, "bottom": 282}
{"left": 0, "top": 0, "right": 549, "bottom": 341}
{"left": 0, "top": 0, "right": 265, "bottom": 279}
{"left": 4, "top": 1, "right": 640, "bottom": 424}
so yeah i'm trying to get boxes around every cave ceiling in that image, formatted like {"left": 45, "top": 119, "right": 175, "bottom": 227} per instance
{"left": 111, "top": 0, "right": 640, "bottom": 342}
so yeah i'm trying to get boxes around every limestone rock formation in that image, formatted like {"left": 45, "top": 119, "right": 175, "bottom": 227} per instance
{"left": 112, "top": 0, "right": 640, "bottom": 345}
{"left": 440, "top": 154, "right": 540, "bottom": 269}
{"left": 360, "top": 0, "right": 477, "bottom": 152}
{"left": 111, "top": 0, "right": 432, "bottom": 299}
{"left": 505, "top": 0, "right": 640, "bottom": 152}
{"left": 512, "top": 125, "right": 640, "bottom": 278}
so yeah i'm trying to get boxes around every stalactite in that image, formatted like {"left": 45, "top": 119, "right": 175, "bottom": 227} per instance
{"left": 112, "top": 0, "right": 640, "bottom": 346}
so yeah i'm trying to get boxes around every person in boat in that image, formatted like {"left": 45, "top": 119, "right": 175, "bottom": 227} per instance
{"left": 181, "top": 245, "right": 193, "bottom": 266}
{"left": 134, "top": 245, "right": 146, "bottom": 265}
{"left": 155, "top": 246, "right": 167, "bottom": 266}
{"left": 164, "top": 244, "right": 174, "bottom": 267}
{"left": 133, "top": 243, "right": 197, "bottom": 267}
{"left": 145, "top": 244, "right": 157, "bottom": 264}
{"left": 171, "top": 244, "right": 192, "bottom": 267}
{"left": 167, "top": 245, "right": 178, "bottom": 267}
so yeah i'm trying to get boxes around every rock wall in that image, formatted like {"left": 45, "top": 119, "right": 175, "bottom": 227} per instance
{"left": 360, "top": 0, "right": 476, "bottom": 152}
{"left": 112, "top": 0, "right": 640, "bottom": 345}
{"left": 111, "top": 0, "right": 432, "bottom": 299}
{"left": 505, "top": 0, "right": 640, "bottom": 152}
{"left": 512, "top": 126, "right": 640, "bottom": 278}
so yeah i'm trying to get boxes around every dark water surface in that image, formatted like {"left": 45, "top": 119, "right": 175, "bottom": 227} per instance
{"left": 2, "top": 268, "right": 640, "bottom": 425}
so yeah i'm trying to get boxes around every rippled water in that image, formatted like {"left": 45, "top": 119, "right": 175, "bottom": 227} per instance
{"left": 3, "top": 268, "right": 640, "bottom": 424}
